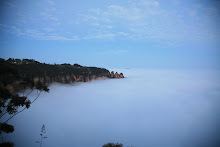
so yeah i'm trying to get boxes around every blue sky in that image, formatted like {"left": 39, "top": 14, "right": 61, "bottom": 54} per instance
{"left": 0, "top": 0, "right": 219, "bottom": 68}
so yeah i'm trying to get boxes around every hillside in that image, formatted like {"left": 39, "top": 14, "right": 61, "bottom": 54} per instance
{"left": 0, "top": 58, "right": 124, "bottom": 93}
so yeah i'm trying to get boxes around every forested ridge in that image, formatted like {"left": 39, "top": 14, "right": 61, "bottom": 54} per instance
{"left": 0, "top": 58, "right": 124, "bottom": 146}
{"left": 0, "top": 58, "right": 123, "bottom": 93}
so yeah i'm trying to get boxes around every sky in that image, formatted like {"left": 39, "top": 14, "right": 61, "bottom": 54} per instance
{"left": 0, "top": 0, "right": 220, "bottom": 68}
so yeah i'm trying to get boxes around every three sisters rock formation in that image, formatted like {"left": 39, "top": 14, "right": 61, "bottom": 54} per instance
{"left": 110, "top": 71, "right": 124, "bottom": 78}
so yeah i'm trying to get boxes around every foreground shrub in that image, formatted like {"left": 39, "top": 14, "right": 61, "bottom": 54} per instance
{"left": 102, "top": 142, "right": 123, "bottom": 147}
{"left": 0, "top": 142, "right": 14, "bottom": 147}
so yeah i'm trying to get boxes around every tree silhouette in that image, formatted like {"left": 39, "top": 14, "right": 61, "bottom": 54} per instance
{"left": 102, "top": 143, "right": 123, "bottom": 147}
{"left": 0, "top": 81, "right": 49, "bottom": 134}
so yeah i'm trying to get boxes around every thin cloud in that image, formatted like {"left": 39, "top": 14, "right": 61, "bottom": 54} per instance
{"left": 47, "top": 0, "right": 55, "bottom": 5}
{"left": 5, "top": 2, "right": 16, "bottom": 8}
{"left": 97, "top": 49, "right": 128, "bottom": 55}
{"left": 43, "top": 28, "right": 55, "bottom": 32}
{"left": 73, "top": 0, "right": 219, "bottom": 44}
{"left": 40, "top": 12, "right": 59, "bottom": 21}
{"left": 0, "top": 0, "right": 219, "bottom": 44}
{"left": 0, "top": 24, "right": 24, "bottom": 36}
{"left": 83, "top": 33, "right": 116, "bottom": 40}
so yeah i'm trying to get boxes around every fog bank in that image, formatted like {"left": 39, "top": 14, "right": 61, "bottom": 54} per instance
{"left": 4, "top": 68, "right": 220, "bottom": 147}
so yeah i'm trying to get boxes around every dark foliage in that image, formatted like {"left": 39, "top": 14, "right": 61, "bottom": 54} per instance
{"left": 0, "top": 142, "right": 14, "bottom": 147}
{"left": 73, "top": 63, "right": 83, "bottom": 67}
{"left": 0, "top": 58, "right": 6, "bottom": 63}
{"left": 0, "top": 123, "right": 14, "bottom": 134}
{"left": 102, "top": 143, "right": 123, "bottom": 147}
{"left": 0, "top": 86, "right": 47, "bottom": 134}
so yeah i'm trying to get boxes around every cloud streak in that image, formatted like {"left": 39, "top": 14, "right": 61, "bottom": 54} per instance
{"left": 73, "top": 0, "right": 219, "bottom": 44}
{"left": 97, "top": 49, "right": 128, "bottom": 55}
{"left": 47, "top": 0, "right": 55, "bottom": 5}
{"left": 0, "top": 0, "right": 219, "bottom": 45}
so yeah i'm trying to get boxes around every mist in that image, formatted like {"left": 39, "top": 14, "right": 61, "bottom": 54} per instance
{"left": 4, "top": 68, "right": 220, "bottom": 147}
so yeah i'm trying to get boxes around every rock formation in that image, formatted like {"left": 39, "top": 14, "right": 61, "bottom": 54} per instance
{"left": 110, "top": 71, "right": 124, "bottom": 79}
{"left": 110, "top": 71, "right": 114, "bottom": 78}
{"left": 119, "top": 73, "right": 124, "bottom": 78}
{"left": 114, "top": 72, "right": 119, "bottom": 78}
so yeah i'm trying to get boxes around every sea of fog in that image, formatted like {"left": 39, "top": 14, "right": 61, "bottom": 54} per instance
{"left": 3, "top": 68, "right": 220, "bottom": 147}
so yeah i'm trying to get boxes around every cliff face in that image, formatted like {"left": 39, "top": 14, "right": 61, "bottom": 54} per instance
{"left": 33, "top": 73, "right": 110, "bottom": 84}
{"left": 0, "top": 60, "right": 124, "bottom": 93}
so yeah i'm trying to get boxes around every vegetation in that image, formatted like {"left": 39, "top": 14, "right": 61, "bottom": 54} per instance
{"left": 36, "top": 124, "right": 47, "bottom": 147}
{"left": 0, "top": 82, "right": 49, "bottom": 135}
{"left": 0, "top": 142, "right": 14, "bottom": 147}
{"left": 0, "top": 58, "right": 49, "bottom": 143}
{"left": 0, "top": 58, "right": 110, "bottom": 92}
{"left": 102, "top": 143, "right": 123, "bottom": 147}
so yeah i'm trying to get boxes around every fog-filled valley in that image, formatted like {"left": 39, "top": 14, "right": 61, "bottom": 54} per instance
{"left": 3, "top": 68, "right": 220, "bottom": 147}
{"left": 1, "top": 0, "right": 219, "bottom": 146}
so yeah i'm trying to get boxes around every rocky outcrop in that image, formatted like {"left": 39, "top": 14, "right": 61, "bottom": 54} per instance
{"left": 24, "top": 70, "right": 124, "bottom": 90}
{"left": 0, "top": 59, "right": 125, "bottom": 93}
{"left": 114, "top": 72, "right": 119, "bottom": 78}
{"left": 31, "top": 74, "right": 109, "bottom": 85}
{"left": 110, "top": 71, "right": 114, "bottom": 78}
{"left": 119, "top": 73, "right": 124, "bottom": 78}
{"left": 110, "top": 71, "right": 124, "bottom": 79}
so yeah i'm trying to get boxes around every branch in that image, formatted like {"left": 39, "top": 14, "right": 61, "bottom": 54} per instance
{"left": 0, "top": 111, "right": 8, "bottom": 118}
{"left": 0, "top": 100, "right": 10, "bottom": 118}
{"left": 1, "top": 87, "right": 37, "bottom": 119}
{"left": 4, "top": 107, "right": 26, "bottom": 124}
{"left": 25, "top": 88, "right": 34, "bottom": 97}
{"left": 3, "top": 90, "right": 42, "bottom": 123}
{"left": 32, "top": 90, "right": 42, "bottom": 104}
